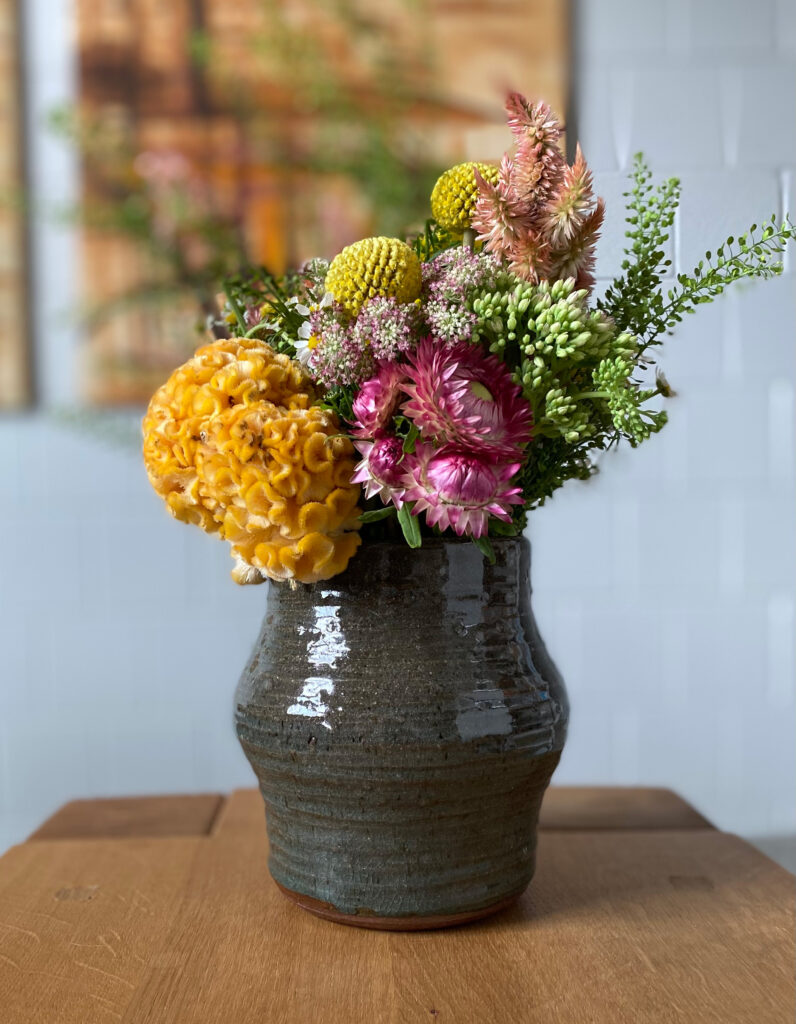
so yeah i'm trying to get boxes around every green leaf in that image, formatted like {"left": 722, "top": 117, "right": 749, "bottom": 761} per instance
{"left": 472, "top": 536, "right": 497, "bottom": 563}
{"left": 397, "top": 501, "right": 422, "bottom": 548}
{"left": 489, "top": 516, "right": 522, "bottom": 540}
{"left": 223, "top": 289, "right": 248, "bottom": 333}
{"left": 358, "top": 507, "right": 396, "bottom": 524}
{"left": 402, "top": 421, "right": 420, "bottom": 454}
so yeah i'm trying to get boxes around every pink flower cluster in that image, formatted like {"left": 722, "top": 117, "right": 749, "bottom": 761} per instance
{"left": 421, "top": 248, "right": 501, "bottom": 345}
{"left": 308, "top": 296, "right": 420, "bottom": 388}
{"left": 472, "top": 94, "right": 604, "bottom": 290}
{"left": 351, "top": 340, "right": 532, "bottom": 538}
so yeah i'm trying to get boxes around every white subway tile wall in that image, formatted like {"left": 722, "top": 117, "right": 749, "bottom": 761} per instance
{"left": 1, "top": 0, "right": 793, "bottom": 862}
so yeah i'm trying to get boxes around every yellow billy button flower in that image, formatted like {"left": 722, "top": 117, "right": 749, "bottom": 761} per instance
{"left": 430, "top": 161, "right": 500, "bottom": 232}
{"left": 325, "top": 236, "right": 422, "bottom": 318}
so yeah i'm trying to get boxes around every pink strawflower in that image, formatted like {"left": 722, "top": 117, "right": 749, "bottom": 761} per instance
{"left": 351, "top": 362, "right": 408, "bottom": 438}
{"left": 402, "top": 338, "right": 533, "bottom": 459}
{"left": 403, "top": 443, "right": 523, "bottom": 538}
{"left": 352, "top": 433, "right": 410, "bottom": 508}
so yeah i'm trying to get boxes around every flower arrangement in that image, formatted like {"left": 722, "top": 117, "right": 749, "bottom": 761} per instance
{"left": 143, "top": 94, "right": 794, "bottom": 586}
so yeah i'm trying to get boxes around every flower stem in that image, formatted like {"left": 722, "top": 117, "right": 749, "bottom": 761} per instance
{"left": 462, "top": 228, "right": 476, "bottom": 250}
{"left": 570, "top": 390, "right": 609, "bottom": 401}
{"left": 224, "top": 289, "right": 248, "bottom": 333}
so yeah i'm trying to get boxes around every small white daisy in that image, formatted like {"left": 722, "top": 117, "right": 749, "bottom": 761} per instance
{"left": 293, "top": 293, "right": 332, "bottom": 366}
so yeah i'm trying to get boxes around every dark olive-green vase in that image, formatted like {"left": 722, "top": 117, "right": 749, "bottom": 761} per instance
{"left": 235, "top": 536, "right": 568, "bottom": 929}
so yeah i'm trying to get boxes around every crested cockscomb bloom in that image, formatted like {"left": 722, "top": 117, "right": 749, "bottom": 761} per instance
{"left": 402, "top": 338, "right": 533, "bottom": 459}
{"left": 403, "top": 443, "right": 522, "bottom": 538}
{"left": 351, "top": 361, "right": 408, "bottom": 438}
{"left": 352, "top": 295, "right": 420, "bottom": 361}
{"left": 352, "top": 433, "right": 411, "bottom": 508}
{"left": 142, "top": 337, "right": 361, "bottom": 585}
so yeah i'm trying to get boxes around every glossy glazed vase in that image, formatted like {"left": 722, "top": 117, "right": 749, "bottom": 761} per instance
{"left": 235, "top": 536, "right": 568, "bottom": 929}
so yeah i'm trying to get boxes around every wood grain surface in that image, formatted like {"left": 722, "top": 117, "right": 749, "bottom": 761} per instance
{"left": 29, "top": 794, "right": 224, "bottom": 841}
{"left": 0, "top": 838, "right": 203, "bottom": 1023}
{"left": 27, "top": 786, "right": 713, "bottom": 842}
{"left": 1, "top": 789, "right": 792, "bottom": 1023}
{"left": 539, "top": 785, "right": 714, "bottom": 830}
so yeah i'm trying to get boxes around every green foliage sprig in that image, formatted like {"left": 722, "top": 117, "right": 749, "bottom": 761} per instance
{"left": 318, "top": 384, "right": 357, "bottom": 426}
{"left": 598, "top": 154, "right": 679, "bottom": 339}
{"left": 635, "top": 218, "right": 793, "bottom": 357}
{"left": 599, "top": 154, "right": 795, "bottom": 357}
{"left": 411, "top": 219, "right": 461, "bottom": 262}
{"left": 221, "top": 264, "right": 323, "bottom": 356}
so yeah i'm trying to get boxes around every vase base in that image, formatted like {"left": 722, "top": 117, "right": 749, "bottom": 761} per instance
{"left": 274, "top": 880, "right": 524, "bottom": 931}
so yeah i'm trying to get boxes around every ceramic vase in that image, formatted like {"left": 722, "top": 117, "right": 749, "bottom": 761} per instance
{"left": 235, "top": 536, "right": 568, "bottom": 929}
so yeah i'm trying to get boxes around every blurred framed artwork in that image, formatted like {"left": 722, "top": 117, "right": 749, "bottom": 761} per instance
{"left": 75, "top": 0, "right": 570, "bottom": 405}
{"left": 0, "top": 0, "right": 31, "bottom": 409}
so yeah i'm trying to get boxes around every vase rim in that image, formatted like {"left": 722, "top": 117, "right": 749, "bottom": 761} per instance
{"left": 354, "top": 535, "right": 527, "bottom": 550}
{"left": 277, "top": 535, "right": 532, "bottom": 591}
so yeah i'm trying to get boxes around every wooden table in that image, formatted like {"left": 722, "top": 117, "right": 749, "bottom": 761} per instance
{"left": 1, "top": 788, "right": 792, "bottom": 1023}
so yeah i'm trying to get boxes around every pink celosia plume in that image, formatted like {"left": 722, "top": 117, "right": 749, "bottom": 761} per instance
{"left": 505, "top": 93, "right": 562, "bottom": 144}
{"left": 472, "top": 94, "right": 603, "bottom": 292}
{"left": 505, "top": 96, "right": 564, "bottom": 205}
{"left": 472, "top": 158, "right": 533, "bottom": 257}
{"left": 549, "top": 198, "right": 605, "bottom": 290}
{"left": 546, "top": 145, "right": 595, "bottom": 246}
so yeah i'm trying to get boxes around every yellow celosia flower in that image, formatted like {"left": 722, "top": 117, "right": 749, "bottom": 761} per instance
{"left": 430, "top": 162, "right": 499, "bottom": 232}
{"left": 325, "top": 236, "right": 422, "bottom": 317}
{"left": 143, "top": 336, "right": 362, "bottom": 585}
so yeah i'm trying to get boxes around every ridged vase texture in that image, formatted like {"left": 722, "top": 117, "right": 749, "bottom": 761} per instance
{"left": 235, "top": 536, "right": 569, "bottom": 922}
